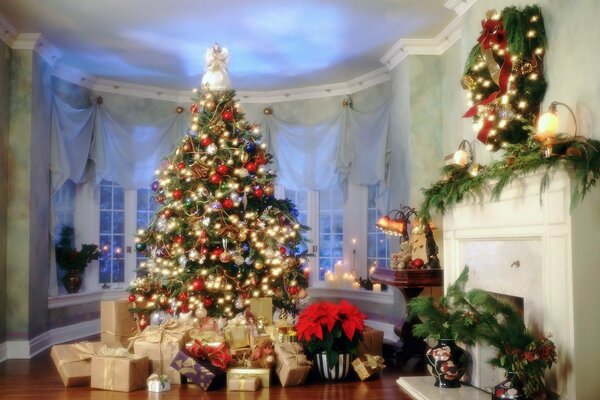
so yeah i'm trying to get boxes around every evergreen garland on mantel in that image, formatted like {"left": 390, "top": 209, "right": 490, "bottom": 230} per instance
{"left": 419, "top": 137, "right": 600, "bottom": 222}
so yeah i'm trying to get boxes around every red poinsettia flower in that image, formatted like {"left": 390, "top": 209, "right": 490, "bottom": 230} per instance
{"left": 337, "top": 300, "right": 366, "bottom": 340}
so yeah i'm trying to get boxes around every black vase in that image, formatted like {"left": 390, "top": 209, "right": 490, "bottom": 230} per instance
{"left": 62, "top": 270, "right": 83, "bottom": 294}
{"left": 492, "top": 372, "right": 527, "bottom": 400}
{"left": 425, "top": 339, "right": 468, "bottom": 388}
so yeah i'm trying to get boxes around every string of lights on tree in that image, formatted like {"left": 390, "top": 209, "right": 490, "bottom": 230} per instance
{"left": 128, "top": 85, "right": 309, "bottom": 326}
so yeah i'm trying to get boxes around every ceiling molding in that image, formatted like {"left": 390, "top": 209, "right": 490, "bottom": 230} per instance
{"left": 35, "top": 36, "right": 62, "bottom": 66}
{"left": 444, "top": 0, "right": 479, "bottom": 16}
{"left": 11, "top": 33, "right": 40, "bottom": 50}
{"left": 52, "top": 63, "right": 97, "bottom": 89}
{"left": 92, "top": 78, "right": 188, "bottom": 103}
{"left": 0, "top": 13, "right": 18, "bottom": 47}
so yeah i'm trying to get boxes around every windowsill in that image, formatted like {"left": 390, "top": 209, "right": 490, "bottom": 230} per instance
{"left": 307, "top": 287, "right": 394, "bottom": 305}
{"left": 48, "top": 289, "right": 128, "bottom": 309}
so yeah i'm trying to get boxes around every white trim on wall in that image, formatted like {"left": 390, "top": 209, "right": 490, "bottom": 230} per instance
{"left": 5, "top": 319, "right": 100, "bottom": 360}
{"left": 308, "top": 287, "right": 394, "bottom": 306}
{"left": 0, "top": 341, "right": 6, "bottom": 364}
{"left": 0, "top": 13, "right": 18, "bottom": 47}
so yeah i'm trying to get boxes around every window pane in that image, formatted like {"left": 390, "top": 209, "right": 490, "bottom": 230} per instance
{"left": 99, "top": 181, "right": 125, "bottom": 284}
{"left": 113, "top": 187, "right": 124, "bottom": 210}
{"left": 367, "top": 185, "right": 389, "bottom": 270}
{"left": 318, "top": 188, "right": 344, "bottom": 282}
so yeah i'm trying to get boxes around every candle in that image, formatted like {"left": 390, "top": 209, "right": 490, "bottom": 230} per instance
{"left": 352, "top": 281, "right": 360, "bottom": 289}
{"left": 372, "top": 283, "right": 382, "bottom": 292}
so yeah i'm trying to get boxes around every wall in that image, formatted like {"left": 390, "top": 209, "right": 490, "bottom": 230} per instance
{"left": 0, "top": 40, "right": 10, "bottom": 346}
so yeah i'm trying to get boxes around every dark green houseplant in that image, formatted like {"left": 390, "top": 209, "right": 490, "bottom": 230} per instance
{"left": 55, "top": 225, "right": 100, "bottom": 293}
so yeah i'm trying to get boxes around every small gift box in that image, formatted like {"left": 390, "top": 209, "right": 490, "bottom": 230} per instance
{"left": 227, "top": 368, "right": 271, "bottom": 388}
{"left": 147, "top": 373, "right": 171, "bottom": 392}
{"left": 249, "top": 297, "right": 273, "bottom": 325}
{"left": 228, "top": 375, "right": 260, "bottom": 391}
{"left": 170, "top": 350, "right": 226, "bottom": 391}
{"left": 50, "top": 341, "right": 104, "bottom": 387}
{"left": 224, "top": 325, "right": 250, "bottom": 349}
{"left": 357, "top": 326, "right": 384, "bottom": 357}
{"left": 273, "top": 342, "right": 312, "bottom": 387}
{"left": 100, "top": 299, "right": 138, "bottom": 347}
{"left": 130, "top": 320, "right": 192, "bottom": 384}
{"left": 90, "top": 347, "right": 149, "bottom": 392}
{"left": 351, "top": 354, "right": 385, "bottom": 381}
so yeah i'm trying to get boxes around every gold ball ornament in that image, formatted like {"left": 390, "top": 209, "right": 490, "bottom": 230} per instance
{"left": 219, "top": 252, "right": 233, "bottom": 263}
{"left": 255, "top": 262, "right": 264, "bottom": 270}
{"left": 205, "top": 100, "right": 216, "bottom": 111}
{"left": 264, "top": 184, "right": 274, "bottom": 196}
{"left": 195, "top": 305, "right": 208, "bottom": 319}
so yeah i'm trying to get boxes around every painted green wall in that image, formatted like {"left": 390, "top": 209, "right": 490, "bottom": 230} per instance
{"left": 0, "top": 40, "right": 10, "bottom": 344}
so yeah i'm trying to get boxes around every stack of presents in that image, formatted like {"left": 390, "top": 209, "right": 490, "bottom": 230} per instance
{"left": 51, "top": 298, "right": 385, "bottom": 392}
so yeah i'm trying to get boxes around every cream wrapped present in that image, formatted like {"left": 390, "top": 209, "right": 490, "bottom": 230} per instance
{"left": 223, "top": 313, "right": 250, "bottom": 349}
{"left": 50, "top": 341, "right": 104, "bottom": 387}
{"left": 90, "top": 346, "right": 149, "bottom": 392}
{"left": 228, "top": 375, "right": 260, "bottom": 391}
{"left": 100, "top": 299, "right": 138, "bottom": 347}
{"left": 249, "top": 297, "right": 273, "bottom": 325}
{"left": 130, "top": 319, "right": 192, "bottom": 384}
{"left": 147, "top": 373, "right": 171, "bottom": 392}
{"left": 273, "top": 342, "right": 311, "bottom": 387}
{"left": 227, "top": 368, "right": 271, "bottom": 388}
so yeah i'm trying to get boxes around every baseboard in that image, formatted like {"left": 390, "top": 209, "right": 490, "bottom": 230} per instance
{"left": 365, "top": 320, "right": 397, "bottom": 344}
{"left": 0, "top": 341, "right": 6, "bottom": 363}
{"left": 6, "top": 319, "right": 100, "bottom": 359}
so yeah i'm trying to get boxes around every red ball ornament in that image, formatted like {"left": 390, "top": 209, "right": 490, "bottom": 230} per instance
{"left": 177, "top": 162, "right": 186, "bottom": 170}
{"left": 279, "top": 246, "right": 287, "bottom": 255}
{"left": 256, "top": 155, "right": 267, "bottom": 165}
{"left": 167, "top": 308, "right": 174, "bottom": 315}
{"left": 288, "top": 286, "right": 299, "bottom": 295}
{"left": 128, "top": 294, "right": 137, "bottom": 302}
{"left": 210, "top": 173, "right": 222, "bottom": 185}
{"left": 172, "top": 189, "right": 183, "bottom": 200}
{"left": 180, "top": 304, "right": 190, "bottom": 314}
{"left": 222, "top": 110, "right": 234, "bottom": 121}
{"left": 216, "top": 164, "right": 229, "bottom": 175}
{"left": 174, "top": 235, "right": 184, "bottom": 245}
{"left": 203, "top": 297, "right": 213, "bottom": 307}
{"left": 200, "top": 137, "right": 213, "bottom": 147}
{"left": 200, "top": 246, "right": 209, "bottom": 255}
{"left": 212, "top": 247, "right": 224, "bottom": 257}
{"left": 222, "top": 198, "right": 234, "bottom": 209}
{"left": 411, "top": 258, "right": 425, "bottom": 269}
{"left": 192, "top": 278, "right": 205, "bottom": 291}
{"left": 253, "top": 187, "right": 264, "bottom": 198}
{"left": 178, "top": 292, "right": 188, "bottom": 301}
{"left": 163, "top": 209, "right": 172, "bottom": 218}
{"left": 245, "top": 162, "right": 257, "bottom": 173}
{"left": 190, "top": 104, "right": 200, "bottom": 114}
{"left": 138, "top": 316, "right": 149, "bottom": 331}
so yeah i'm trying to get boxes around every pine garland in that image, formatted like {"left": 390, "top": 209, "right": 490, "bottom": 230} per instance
{"left": 419, "top": 137, "right": 600, "bottom": 222}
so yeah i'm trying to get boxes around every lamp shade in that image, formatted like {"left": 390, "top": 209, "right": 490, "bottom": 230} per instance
{"left": 453, "top": 149, "right": 470, "bottom": 167}
{"left": 537, "top": 111, "right": 559, "bottom": 139}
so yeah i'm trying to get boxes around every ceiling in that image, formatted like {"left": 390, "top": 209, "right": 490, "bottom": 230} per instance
{"left": 0, "top": 0, "right": 462, "bottom": 93}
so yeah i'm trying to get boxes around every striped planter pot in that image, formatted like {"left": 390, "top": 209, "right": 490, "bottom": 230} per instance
{"left": 315, "top": 352, "right": 351, "bottom": 380}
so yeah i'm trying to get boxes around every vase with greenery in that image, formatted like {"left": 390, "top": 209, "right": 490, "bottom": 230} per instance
{"left": 55, "top": 225, "right": 100, "bottom": 293}
{"left": 296, "top": 300, "right": 366, "bottom": 380}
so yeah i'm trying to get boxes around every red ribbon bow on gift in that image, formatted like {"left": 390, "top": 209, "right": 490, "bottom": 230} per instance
{"left": 186, "top": 339, "right": 232, "bottom": 370}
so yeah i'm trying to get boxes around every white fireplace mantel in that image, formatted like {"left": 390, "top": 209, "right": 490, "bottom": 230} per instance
{"left": 439, "top": 169, "right": 600, "bottom": 400}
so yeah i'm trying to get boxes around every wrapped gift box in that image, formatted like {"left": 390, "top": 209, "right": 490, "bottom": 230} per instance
{"left": 227, "top": 368, "right": 271, "bottom": 388}
{"left": 224, "top": 325, "right": 250, "bottom": 349}
{"left": 100, "top": 299, "right": 138, "bottom": 347}
{"left": 90, "top": 353, "right": 149, "bottom": 392}
{"left": 351, "top": 354, "right": 385, "bottom": 381}
{"left": 228, "top": 376, "right": 260, "bottom": 391}
{"left": 357, "top": 326, "right": 384, "bottom": 357}
{"left": 273, "top": 342, "right": 311, "bottom": 387}
{"left": 249, "top": 298, "right": 273, "bottom": 325}
{"left": 250, "top": 333, "right": 272, "bottom": 348}
{"left": 230, "top": 348, "right": 253, "bottom": 368}
{"left": 190, "top": 329, "right": 225, "bottom": 344}
{"left": 50, "top": 341, "right": 104, "bottom": 387}
{"left": 170, "top": 351, "right": 225, "bottom": 391}
{"left": 130, "top": 320, "right": 191, "bottom": 384}
{"left": 147, "top": 374, "right": 171, "bottom": 392}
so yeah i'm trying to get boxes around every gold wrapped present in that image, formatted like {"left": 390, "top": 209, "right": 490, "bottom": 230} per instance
{"left": 90, "top": 347, "right": 149, "bottom": 392}
{"left": 249, "top": 298, "right": 273, "bottom": 325}
{"left": 100, "top": 299, "right": 138, "bottom": 347}
{"left": 357, "top": 326, "right": 384, "bottom": 357}
{"left": 189, "top": 329, "right": 225, "bottom": 343}
{"left": 50, "top": 342, "right": 104, "bottom": 387}
{"left": 228, "top": 375, "right": 260, "bottom": 391}
{"left": 351, "top": 354, "right": 385, "bottom": 381}
{"left": 227, "top": 368, "right": 271, "bottom": 388}
{"left": 273, "top": 342, "right": 311, "bottom": 387}
{"left": 250, "top": 333, "right": 272, "bottom": 348}
{"left": 147, "top": 373, "right": 171, "bottom": 392}
{"left": 224, "top": 325, "right": 250, "bottom": 349}
{"left": 130, "top": 320, "right": 191, "bottom": 384}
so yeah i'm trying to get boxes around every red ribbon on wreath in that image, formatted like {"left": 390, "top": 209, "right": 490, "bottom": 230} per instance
{"left": 463, "top": 17, "right": 514, "bottom": 143}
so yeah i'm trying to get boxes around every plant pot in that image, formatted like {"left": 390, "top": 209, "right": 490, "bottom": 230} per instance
{"left": 61, "top": 270, "right": 83, "bottom": 294}
{"left": 314, "top": 352, "right": 351, "bottom": 380}
{"left": 492, "top": 372, "right": 527, "bottom": 400}
{"left": 425, "top": 338, "right": 468, "bottom": 388}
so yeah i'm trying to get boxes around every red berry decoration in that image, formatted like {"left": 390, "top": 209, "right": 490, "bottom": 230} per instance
{"left": 178, "top": 292, "right": 188, "bottom": 301}
{"left": 411, "top": 258, "right": 425, "bottom": 269}
{"left": 174, "top": 235, "right": 184, "bottom": 245}
{"left": 245, "top": 162, "right": 257, "bottom": 173}
{"left": 212, "top": 247, "right": 224, "bottom": 257}
{"left": 216, "top": 164, "right": 229, "bottom": 175}
{"left": 222, "top": 110, "right": 234, "bottom": 121}
{"left": 288, "top": 286, "right": 299, "bottom": 295}
{"left": 209, "top": 173, "right": 222, "bottom": 184}
{"left": 190, "top": 104, "right": 199, "bottom": 114}
{"left": 203, "top": 297, "right": 213, "bottom": 307}
{"left": 256, "top": 155, "right": 267, "bottom": 165}
{"left": 200, "top": 137, "right": 213, "bottom": 147}
{"left": 172, "top": 189, "right": 183, "bottom": 200}
{"left": 192, "top": 278, "right": 204, "bottom": 291}
{"left": 177, "top": 162, "right": 186, "bottom": 170}
{"left": 279, "top": 246, "right": 287, "bottom": 255}
{"left": 128, "top": 294, "right": 137, "bottom": 302}
{"left": 253, "top": 187, "right": 264, "bottom": 198}
{"left": 222, "top": 198, "right": 234, "bottom": 209}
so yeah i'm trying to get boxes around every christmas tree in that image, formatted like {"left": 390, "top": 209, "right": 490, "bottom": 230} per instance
{"left": 128, "top": 44, "right": 309, "bottom": 323}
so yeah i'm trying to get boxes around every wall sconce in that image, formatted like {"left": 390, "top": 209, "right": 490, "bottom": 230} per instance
{"left": 535, "top": 101, "right": 578, "bottom": 157}
{"left": 375, "top": 206, "right": 416, "bottom": 242}
{"left": 453, "top": 139, "right": 482, "bottom": 176}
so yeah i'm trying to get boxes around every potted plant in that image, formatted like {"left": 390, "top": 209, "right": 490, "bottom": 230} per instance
{"left": 296, "top": 300, "right": 366, "bottom": 380}
{"left": 55, "top": 225, "right": 100, "bottom": 293}
{"left": 407, "top": 267, "right": 482, "bottom": 388}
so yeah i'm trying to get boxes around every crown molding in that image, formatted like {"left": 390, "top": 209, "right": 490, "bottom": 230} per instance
{"left": 92, "top": 78, "right": 188, "bottom": 103}
{"left": 11, "top": 33, "right": 40, "bottom": 50}
{"left": 444, "top": 0, "right": 479, "bottom": 15}
{"left": 0, "top": 13, "right": 18, "bottom": 47}
{"left": 52, "top": 62, "right": 97, "bottom": 88}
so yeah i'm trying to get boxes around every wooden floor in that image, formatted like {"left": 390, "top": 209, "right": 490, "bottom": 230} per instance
{"left": 0, "top": 347, "right": 427, "bottom": 399}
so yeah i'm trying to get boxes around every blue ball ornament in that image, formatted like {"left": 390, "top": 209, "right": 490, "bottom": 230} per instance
{"left": 244, "top": 142, "right": 257, "bottom": 154}
{"left": 151, "top": 181, "right": 159, "bottom": 191}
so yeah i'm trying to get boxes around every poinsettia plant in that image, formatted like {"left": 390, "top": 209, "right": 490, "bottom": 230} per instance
{"left": 296, "top": 300, "right": 366, "bottom": 368}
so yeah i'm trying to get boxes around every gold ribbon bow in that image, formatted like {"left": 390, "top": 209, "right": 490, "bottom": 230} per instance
{"left": 278, "top": 343, "right": 311, "bottom": 366}
{"left": 364, "top": 354, "right": 385, "bottom": 370}
{"left": 71, "top": 342, "right": 100, "bottom": 361}
{"left": 232, "top": 374, "right": 254, "bottom": 390}
{"left": 98, "top": 345, "right": 131, "bottom": 358}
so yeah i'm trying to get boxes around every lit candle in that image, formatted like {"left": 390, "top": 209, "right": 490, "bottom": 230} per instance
{"left": 372, "top": 283, "right": 382, "bottom": 292}
{"left": 352, "top": 281, "right": 360, "bottom": 289}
